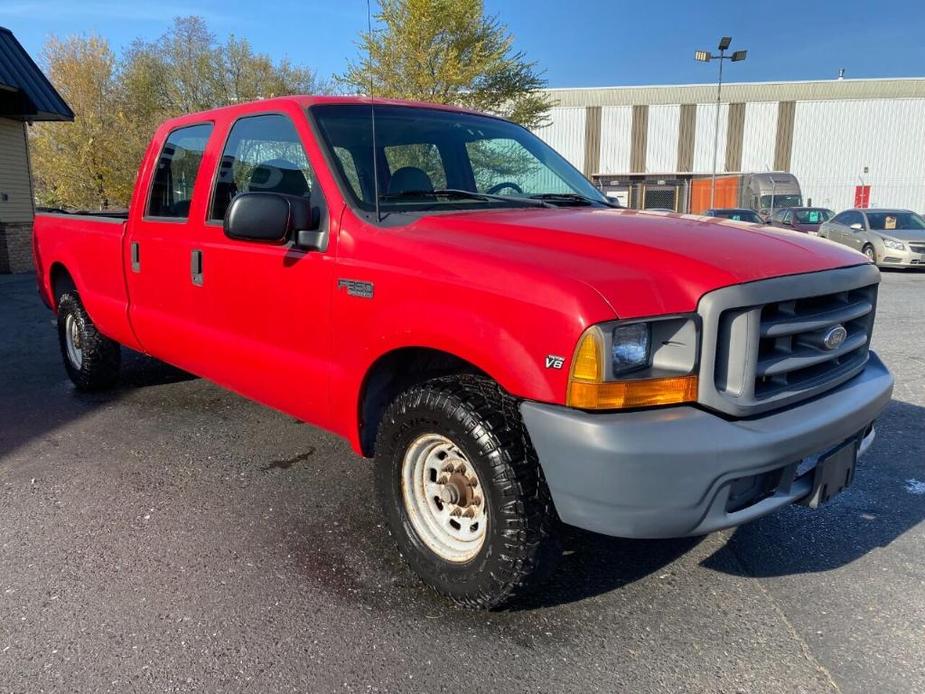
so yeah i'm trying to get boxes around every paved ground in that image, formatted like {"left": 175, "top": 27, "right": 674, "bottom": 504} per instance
{"left": 1, "top": 270, "right": 923, "bottom": 693}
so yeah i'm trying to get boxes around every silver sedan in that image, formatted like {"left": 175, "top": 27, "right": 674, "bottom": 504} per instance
{"left": 818, "top": 208, "right": 925, "bottom": 268}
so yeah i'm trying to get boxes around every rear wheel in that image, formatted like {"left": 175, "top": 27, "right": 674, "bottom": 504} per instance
{"left": 374, "top": 375, "right": 556, "bottom": 609}
{"left": 57, "top": 292, "right": 121, "bottom": 390}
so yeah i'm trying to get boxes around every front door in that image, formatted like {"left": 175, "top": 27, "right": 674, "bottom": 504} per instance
{"left": 184, "top": 110, "right": 337, "bottom": 427}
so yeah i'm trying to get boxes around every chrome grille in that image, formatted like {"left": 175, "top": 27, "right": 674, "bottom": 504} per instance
{"left": 698, "top": 265, "right": 881, "bottom": 417}
{"left": 753, "top": 286, "right": 875, "bottom": 399}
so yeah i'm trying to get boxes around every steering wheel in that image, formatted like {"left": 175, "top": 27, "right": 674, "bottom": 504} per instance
{"left": 485, "top": 181, "right": 523, "bottom": 195}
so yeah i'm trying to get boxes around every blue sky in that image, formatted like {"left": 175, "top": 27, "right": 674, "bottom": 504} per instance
{"left": 2, "top": 0, "right": 924, "bottom": 88}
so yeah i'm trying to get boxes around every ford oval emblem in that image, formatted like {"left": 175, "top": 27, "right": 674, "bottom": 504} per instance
{"left": 823, "top": 325, "right": 848, "bottom": 350}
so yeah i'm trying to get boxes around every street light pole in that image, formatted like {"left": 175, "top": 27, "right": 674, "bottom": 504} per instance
{"left": 711, "top": 52, "right": 724, "bottom": 209}
{"left": 695, "top": 38, "right": 747, "bottom": 210}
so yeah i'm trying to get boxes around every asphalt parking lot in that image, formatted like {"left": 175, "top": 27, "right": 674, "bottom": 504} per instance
{"left": 1, "top": 270, "right": 923, "bottom": 693}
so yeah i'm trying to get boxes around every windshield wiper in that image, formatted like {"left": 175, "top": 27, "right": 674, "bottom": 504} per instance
{"left": 379, "top": 188, "right": 551, "bottom": 207}
{"left": 528, "top": 193, "right": 620, "bottom": 208}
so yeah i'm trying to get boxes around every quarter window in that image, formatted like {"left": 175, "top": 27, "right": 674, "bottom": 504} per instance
{"left": 147, "top": 123, "right": 213, "bottom": 219}
{"left": 211, "top": 114, "right": 315, "bottom": 221}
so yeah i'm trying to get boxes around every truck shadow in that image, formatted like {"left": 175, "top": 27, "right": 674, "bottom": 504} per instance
{"left": 0, "top": 275, "right": 196, "bottom": 461}
{"left": 117, "top": 349, "right": 197, "bottom": 389}
{"left": 506, "top": 527, "right": 701, "bottom": 611}
{"left": 699, "top": 398, "right": 925, "bottom": 579}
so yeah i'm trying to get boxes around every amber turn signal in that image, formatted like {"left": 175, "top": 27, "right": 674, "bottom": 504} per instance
{"left": 567, "top": 375, "right": 699, "bottom": 410}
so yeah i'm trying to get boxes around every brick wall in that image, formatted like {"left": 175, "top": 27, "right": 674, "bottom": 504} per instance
{"left": 0, "top": 222, "right": 34, "bottom": 273}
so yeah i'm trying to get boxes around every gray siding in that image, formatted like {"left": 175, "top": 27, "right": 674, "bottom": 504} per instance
{"left": 0, "top": 117, "right": 33, "bottom": 224}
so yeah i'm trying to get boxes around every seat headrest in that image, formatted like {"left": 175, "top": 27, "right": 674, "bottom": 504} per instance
{"left": 248, "top": 159, "right": 310, "bottom": 197}
{"left": 387, "top": 167, "right": 434, "bottom": 195}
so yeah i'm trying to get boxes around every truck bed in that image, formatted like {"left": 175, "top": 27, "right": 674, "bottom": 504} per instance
{"left": 33, "top": 211, "right": 141, "bottom": 350}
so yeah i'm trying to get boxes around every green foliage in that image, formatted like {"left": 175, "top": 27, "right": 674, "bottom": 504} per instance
{"left": 30, "top": 17, "right": 327, "bottom": 210}
{"left": 340, "top": 0, "right": 552, "bottom": 129}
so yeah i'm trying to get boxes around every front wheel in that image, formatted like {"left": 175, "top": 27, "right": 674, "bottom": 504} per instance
{"left": 862, "top": 244, "right": 876, "bottom": 262}
{"left": 374, "top": 375, "right": 555, "bottom": 609}
{"left": 57, "top": 292, "right": 121, "bottom": 390}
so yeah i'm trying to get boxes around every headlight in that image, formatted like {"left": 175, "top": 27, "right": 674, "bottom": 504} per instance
{"left": 611, "top": 323, "right": 650, "bottom": 375}
{"left": 882, "top": 238, "right": 905, "bottom": 251}
{"left": 567, "top": 316, "right": 699, "bottom": 410}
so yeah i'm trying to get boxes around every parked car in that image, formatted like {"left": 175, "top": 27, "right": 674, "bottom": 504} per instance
{"left": 33, "top": 96, "right": 893, "bottom": 609}
{"left": 770, "top": 207, "right": 835, "bottom": 235}
{"left": 703, "top": 208, "right": 763, "bottom": 223}
{"left": 818, "top": 208, "right": 925, "bottom": 267}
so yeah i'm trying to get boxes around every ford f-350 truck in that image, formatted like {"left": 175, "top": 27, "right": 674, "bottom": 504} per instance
{"left": 33, "top": 96, "right": 893, "bottom": 608}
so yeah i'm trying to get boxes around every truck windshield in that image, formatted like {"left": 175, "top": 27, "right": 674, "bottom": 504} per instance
{"left": 760, "top": 194, "right": 802, "bottom": 209}
{"left": 310, "top": 104, "right": 609, "bottom": 213}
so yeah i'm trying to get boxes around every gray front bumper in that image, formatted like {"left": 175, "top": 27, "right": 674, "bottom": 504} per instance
{"left": 520, "top": 353, "right": 893, "bottom": 539}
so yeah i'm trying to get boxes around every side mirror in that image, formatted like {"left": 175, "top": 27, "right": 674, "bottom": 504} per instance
{"left": 849, "top": 222, "right": 864, "bottom": 231}
{"left": 224, "top": 192, "right": 322, "bottom": 249}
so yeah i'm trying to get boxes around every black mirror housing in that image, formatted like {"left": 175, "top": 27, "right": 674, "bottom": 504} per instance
{"left": 224, "top": 193, "right": 316, "bottom": 245}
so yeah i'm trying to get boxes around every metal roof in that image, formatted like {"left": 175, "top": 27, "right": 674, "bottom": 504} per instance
{"left": 0, "top": 26, "right": 73, "bottom": 121}
{"left": 544, "top": 78, "right": 925, "bottom": 107}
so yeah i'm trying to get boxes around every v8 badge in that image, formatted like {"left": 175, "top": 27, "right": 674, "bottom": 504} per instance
{"left": 545, "top": 354, "right": 565, "bottom": 369}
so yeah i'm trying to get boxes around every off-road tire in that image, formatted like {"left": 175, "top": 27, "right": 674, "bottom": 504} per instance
{"left": 57, "top": 292, "right": 121, "bottom": 391}
{"left": 375, "top": 375, "right": 556, "bottom": 609}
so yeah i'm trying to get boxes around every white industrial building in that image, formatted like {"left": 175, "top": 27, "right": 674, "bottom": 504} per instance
{"left": 533, "top": 78, "right": 925, "bottom": 213}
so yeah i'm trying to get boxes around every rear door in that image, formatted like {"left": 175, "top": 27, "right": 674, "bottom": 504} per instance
{"left": 185, "top": 108, "right": 336, "bottom": 426}
{"left": 125, "top": 122, "right": 216, "bottom": 369}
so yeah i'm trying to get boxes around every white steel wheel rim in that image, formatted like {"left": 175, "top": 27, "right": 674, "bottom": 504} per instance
{"left": 400, "top": 433, "right": 487, "bottom": 563}
{"left": 64, "top": 313, "right": 83, "bottom": 369}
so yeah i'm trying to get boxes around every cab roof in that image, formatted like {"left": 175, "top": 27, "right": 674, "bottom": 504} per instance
{"left": 159, "top": 95, "right": 488, "bottom": 130}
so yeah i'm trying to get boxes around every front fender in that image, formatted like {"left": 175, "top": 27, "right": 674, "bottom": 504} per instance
{"left": 328, "top": 293, "right": 604, "bottom": 452}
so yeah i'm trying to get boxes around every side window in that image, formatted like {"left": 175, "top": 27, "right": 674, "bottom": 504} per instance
{"left": 384, "top": 144, "right": 447, "bottom": 191}
{"left": 211, "top": 114, "right": 314, "bottom": 221}
{"left": 843, "top": 211, "right": 862, "bottom": 228}
{"left": 831, "top": 212, "right": 849, "bottom": 225}
{"left": 147, "top": 123, "right": 213, "bottom": 219}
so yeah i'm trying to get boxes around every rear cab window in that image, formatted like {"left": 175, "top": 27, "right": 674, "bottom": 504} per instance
{"left": 147, "top": 123, "right": 214, "bottom": 219}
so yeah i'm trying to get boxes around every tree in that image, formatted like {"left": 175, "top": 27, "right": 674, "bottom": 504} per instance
{"left": 30, "top": 17, "right": 328, "bottom": 210}
{"left": 340, "top": 0, "right": 552, "bottom": 129}
{"left": 30, "top": 36, "right": 126, "bottom": 210}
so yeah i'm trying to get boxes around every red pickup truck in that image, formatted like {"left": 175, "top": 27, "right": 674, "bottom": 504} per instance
{"left": 34, "top": 96, "right": 893, "bottom": 608}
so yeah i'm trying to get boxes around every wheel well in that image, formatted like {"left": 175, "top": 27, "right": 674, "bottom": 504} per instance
{"left": 50, "top": 263, "right": 76, "bottom": 305}
{"left": 359, "top": 347, "right": 489, "bottom": 457}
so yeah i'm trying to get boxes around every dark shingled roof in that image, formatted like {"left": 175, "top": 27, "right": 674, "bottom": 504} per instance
{"left": 0, "top": 26, "right": 73, "bottom": 121}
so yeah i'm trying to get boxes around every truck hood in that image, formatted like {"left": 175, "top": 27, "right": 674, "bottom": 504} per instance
{"left": 406, "top": 208, "right": 869, "bottom": 318}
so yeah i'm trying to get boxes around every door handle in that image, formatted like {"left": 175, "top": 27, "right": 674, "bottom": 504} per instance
{"left": 191, "top": 249, "right": 203, "bottom": 286}
{"left": 130, "top": 242, "right": 141, "bottom": 273}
